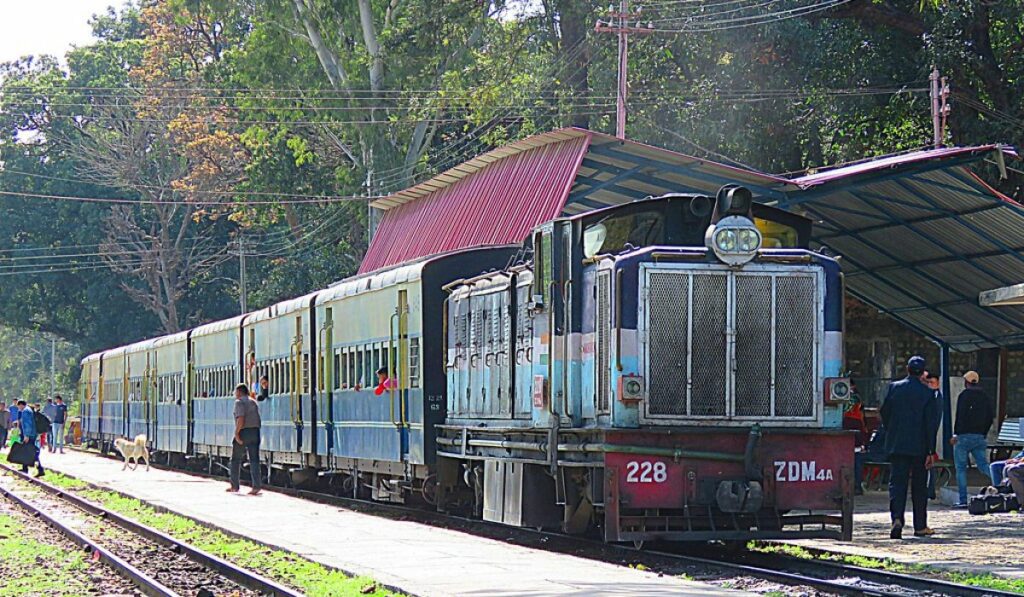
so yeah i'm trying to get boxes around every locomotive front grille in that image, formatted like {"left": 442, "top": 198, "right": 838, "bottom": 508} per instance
{"left": 643, "top": 265, "right": 820, "bottom": 422}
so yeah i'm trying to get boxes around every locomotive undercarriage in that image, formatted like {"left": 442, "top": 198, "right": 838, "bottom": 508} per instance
{"left": 435, "top": 424, "right": 853, "bottom": 542}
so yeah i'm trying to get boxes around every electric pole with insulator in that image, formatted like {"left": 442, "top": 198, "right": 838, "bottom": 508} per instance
{"left": 930, "top": 66, "right": 950, "bottom": 148}
{"left": 237, "top": 238, "right": 249, "bottom": 314}
{"left": 595, "top": 1, "right": 654, "bottom": 140}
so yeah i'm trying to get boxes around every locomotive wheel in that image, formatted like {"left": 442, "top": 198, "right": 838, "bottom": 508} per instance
{"left": 419, "top": 475, "right": 438, "bottom": 505}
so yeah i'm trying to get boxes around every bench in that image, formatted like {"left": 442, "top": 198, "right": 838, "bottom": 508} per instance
{"left": 990, "top": 417, "right": 1023, "bottom": 461}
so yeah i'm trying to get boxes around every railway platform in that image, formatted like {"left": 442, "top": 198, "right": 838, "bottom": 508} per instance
{"left": 792, "top": 489, "right": 1024, "bottom": 580}
{"left": 39, "top": 450, "right": 744, "bottom": 596}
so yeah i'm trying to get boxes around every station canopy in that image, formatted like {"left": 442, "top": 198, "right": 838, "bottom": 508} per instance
{"left": 363, "top": 127, "right": 1022, "bottom": 352}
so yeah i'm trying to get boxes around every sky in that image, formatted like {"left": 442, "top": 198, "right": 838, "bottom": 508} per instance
{"left": 0, "top": 0, "right": 117, "bottom": 65}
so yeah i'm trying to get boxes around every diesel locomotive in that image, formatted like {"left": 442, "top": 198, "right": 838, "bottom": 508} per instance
{"left": 80, "top": 184, "right": 853, "bottom": 543}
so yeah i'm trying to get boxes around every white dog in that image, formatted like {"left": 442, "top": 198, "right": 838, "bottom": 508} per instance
{"left": 114, "top": 434, "right": 150, "bottom": 471}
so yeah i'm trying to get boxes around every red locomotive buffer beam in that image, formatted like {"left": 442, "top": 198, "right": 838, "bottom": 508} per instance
{"left": 602, "top": 429, "right": 854, "bottom": 542}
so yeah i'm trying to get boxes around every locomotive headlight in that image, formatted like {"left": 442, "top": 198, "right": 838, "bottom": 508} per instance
{"left": 706, "top": 215, "right": 762, "bottom": 266}
{"left": 737, "top": 228, "right": 760, "bottom": 252}
{"left": 714, "top": 229, "right": 737, "bottom": 252}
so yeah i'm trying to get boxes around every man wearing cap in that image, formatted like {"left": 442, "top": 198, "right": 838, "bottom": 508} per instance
{"left": 880, "top": 355, "right": 941, "bottom": 539}
{"left": 951, "top": 371, "right": 994, "bottom": 507}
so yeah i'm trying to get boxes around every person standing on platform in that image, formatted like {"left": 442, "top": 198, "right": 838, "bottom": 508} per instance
{"left": 923, "top": 372, "right": 943, "bottom": 500}
{"left": 880, "top": 356, "right": 940, "bottom": 539}
{"left": 0, "top": 402, "right": 9, "bottom": 451}
{"left": 50, "top": 396, "right": 67, "bottom": 454}
{"left": 16, "top": 400, "right": 44, "bottom": 477}
{"left": 227, "top": 383, "right": 262, "bottom": 496}
{"left": 951, "top": 371, "right": 994, "bottom": 507}
{"left": 43, "top": 399, "right": 57, "bottom": 453}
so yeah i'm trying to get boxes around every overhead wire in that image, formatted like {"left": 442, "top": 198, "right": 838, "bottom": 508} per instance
{"left": 0, "top": 189, "right": 383, "bottom": 205}
{"left": 0, "top": 168, "right": 371, "bottom": 201}
{"left": 635, "top": 0, "right": 853, "bottom": 32}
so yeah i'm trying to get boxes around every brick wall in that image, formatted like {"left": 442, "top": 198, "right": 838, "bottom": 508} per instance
{"left": 844, "top": 296, "right": 989, "bottom": 407}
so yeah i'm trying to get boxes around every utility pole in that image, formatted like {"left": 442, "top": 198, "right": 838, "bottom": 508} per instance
{"left": 50, "top": 337, "right": 55, "bottom": 398}
{"left": 237, "top": 238, "right": 249, "bottom": 314}
{"left": 929, "top": 67, "right": 950, "bottom": 148}
{"left": 595, "top": 1, "right": 654, "bottom": 140}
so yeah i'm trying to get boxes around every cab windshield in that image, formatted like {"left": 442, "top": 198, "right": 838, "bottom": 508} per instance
{"left": 755, "top": 218, "right": 800, "bottom": 248}
{"left": 584, "top": 211, "right": 665, "bottom": 258}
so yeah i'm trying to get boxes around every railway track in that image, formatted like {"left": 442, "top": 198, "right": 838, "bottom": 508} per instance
{"left": 71, "top": 448, "right": 1019, "bottom": 597}
{"left": 0, "top": 463, "right": 303, "bottom": 597}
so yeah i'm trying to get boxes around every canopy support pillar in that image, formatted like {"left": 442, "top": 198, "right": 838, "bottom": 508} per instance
{"left": 939, "top": 343, "right": 953, "bottom": 460}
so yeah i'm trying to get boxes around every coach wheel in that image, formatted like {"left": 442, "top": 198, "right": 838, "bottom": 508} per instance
{"left": 420, "top": 475, "right": 438, "bottom": 505}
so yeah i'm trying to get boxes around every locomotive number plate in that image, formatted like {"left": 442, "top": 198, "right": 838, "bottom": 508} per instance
{"left": 607, "top": 454, "right": 683, "bottom": 509}
{"left": 625, "top": 460, "right": 668, "bottom": 483}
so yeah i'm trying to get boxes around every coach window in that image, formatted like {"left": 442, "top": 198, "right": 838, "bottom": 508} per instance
{"left": 342, "top": 348, "right": 350, "bottom": 389}
{"left": 336, "top": 349, "right": 344, "bottom": 389}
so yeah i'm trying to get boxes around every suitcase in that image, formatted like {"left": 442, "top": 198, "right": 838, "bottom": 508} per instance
{"left": 6, "top": 441, "right": 38, "bottom": 467}
{"left": 968, "top": 493, "right": 1020, "bottom": 515}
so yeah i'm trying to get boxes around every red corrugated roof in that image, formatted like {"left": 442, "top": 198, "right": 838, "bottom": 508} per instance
{"left": 358, "top": 132, "right": 591, "bottom": 273}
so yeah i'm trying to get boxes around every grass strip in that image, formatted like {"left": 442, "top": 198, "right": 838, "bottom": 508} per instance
{"left": 27, "top": 470, "right": 400, "bottom": 597}
{"left": 749, "top": 541, "right": 1024, "bottom": 595}
{"left": 0, "top": 514, "right": 95, "bottom": 596}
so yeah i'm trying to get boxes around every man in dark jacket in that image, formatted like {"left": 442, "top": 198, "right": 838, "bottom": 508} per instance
{"left": 880, "top": 356, "right": 940, "bottom": 539}
{"left": 951, "top": 371, "right": 994, "bottom": 507}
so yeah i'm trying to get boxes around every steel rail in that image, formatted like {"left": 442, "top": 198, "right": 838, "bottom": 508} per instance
{"left": 0, "top": 464, "right": 303, "bottom": 597}
{"left": 71, "top": 447, "right": 1018, "bottom": 597}
{"left": 0, "top": 478, "right": 179, "bottom": 597}
{"left": 734, "top": 550, "right": 1021, "bottom": 597}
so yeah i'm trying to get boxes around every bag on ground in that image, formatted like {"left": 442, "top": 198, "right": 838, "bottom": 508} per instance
{"left": 967, "top": 493, "right": 1020, "bottom": 515}
{"left": 7, "top": 441, "right": 38, "bottom": 466}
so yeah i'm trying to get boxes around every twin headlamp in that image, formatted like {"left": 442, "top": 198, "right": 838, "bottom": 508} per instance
{"left": 705, "top": 185, "right": 762, "bottom": 266}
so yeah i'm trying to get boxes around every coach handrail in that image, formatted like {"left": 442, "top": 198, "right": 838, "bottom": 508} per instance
{"left": 288, "top": 340, "right": 300, "bottom": 425}
{"left": 399, "top": 304, "right": 409, "bottom": 428}
{"left": 442, "top": 298, "right": 450, "bottom": 374}
{"left": 318, "top": 321, "right": 333, "bottom": 425}
{"left": 562, "top": 279, "right": 572, "bottom": 418}
{"left": 389, "top": 311, "right": 400, "bottom": 428}
{"left": 546, "top": 281, "right": 558, "bottom": 415}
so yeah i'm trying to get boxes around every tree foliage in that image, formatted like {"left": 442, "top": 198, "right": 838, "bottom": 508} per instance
{"left": 1, "top": 0, "right": 1023, "bottom": 387}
